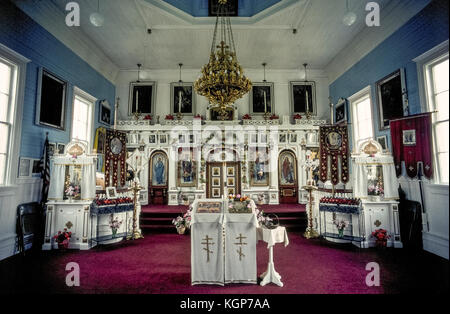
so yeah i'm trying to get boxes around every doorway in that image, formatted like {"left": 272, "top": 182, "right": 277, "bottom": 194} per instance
{"left": 149, "top": 151, "right": 168, "bottom": 205}
{"left": 278, "top": 150, "right": 298, "bottom": 204}
{"left": 206, "top": 162, "right": 241, "bottom": 198}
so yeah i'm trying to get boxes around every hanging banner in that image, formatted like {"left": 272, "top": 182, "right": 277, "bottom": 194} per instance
{"left": 389, "top": 113, "right": 433, "bottom": 179}
{"left": 105, "top": 130, "right": 127, "bottom": 187}
{"left": 319, "top": 125, "right": 350, "bottom": 185}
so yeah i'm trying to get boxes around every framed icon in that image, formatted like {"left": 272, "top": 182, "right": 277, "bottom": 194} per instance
{"left": 212, "top": 188, "right": 221, "bottom": 198}
{"left": 18, "top": 158, "right": 32, "bottom": 178}
{"left": 227, "top": 167, "right": 235, "bottom": 177}
{"left": 279, "top": 133, "right": 287, "bottom": 144}
{"left": 57, "top": 143, "right": 66, "bottom": 155}
{"left": 377, "top": 135, "right": 388, "bottom": 150}
{"left": 290, "top": 81, "right": 316, "bottom": 116}
{"left": 335, "top": 98, "right": 347, "bottom": 124}
{"left": 106, "top": 187, "right": 117, "bottom": 199}
{"left": 212, "top": 177, "right": 221, "bottom": 187}
{"left": 250, "top": 82, "right": 274, "bottom": 115}
{"left": 159, "top": 134, "right": 167, "bottom": 144}
{"left": 149, "top": 134, "right": 156, "bottom": 144}
{"left": 227, "top": 188, "right": 235, "bottom": 195}
{"left": 227, "top": 177, "right": 235, "bottom": 187}
{"left": 402, "top": 130, "right": 416, "bottom": 146}
{"left": 129, "top": 81, "right": 156, "bottom": 115}
{"left": 212, "top": 167, "right": 221, "bottom": 177}
{"left": 171, "top": 82, "right": 195, "bottom": 116}
{"left": 290, "top": 133, "right": 298, "bottom": 143}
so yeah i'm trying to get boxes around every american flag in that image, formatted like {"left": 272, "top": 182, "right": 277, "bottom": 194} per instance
{"left": 40, "top": 133, "right": 50, "bottom": 206}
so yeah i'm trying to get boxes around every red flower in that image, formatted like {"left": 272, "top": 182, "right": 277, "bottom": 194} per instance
{"left": 270, "top": 114, "right": 279, "bottom": 120}
{"left": 293, "top": 114, "right": 302, "bottom": 120}
{"left": 165, "top": 114, "right": 174, "bottom": 120}
{"left": 143, "top": 115, "right": 152, "bottom": 120}
{"left": 242, "top": 114, "right": 252, "bottom": 120}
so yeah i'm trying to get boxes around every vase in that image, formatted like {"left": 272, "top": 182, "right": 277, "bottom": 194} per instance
{"left": 112, "top": 228, "right": 118, "bottom": 238}
{"left": 177, "top": 226, "right": 186, "bottom": 235}
{"left": 338, "top": 229, "right": 344, "bottom": 238}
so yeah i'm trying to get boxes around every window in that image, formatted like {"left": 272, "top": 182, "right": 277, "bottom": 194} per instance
{"left": 424, "top": 54, "right": 449, "bottom": 184}
{"left": 0, "top": 44, "right": 28, "bottom": 187}
{"left": 0, "top": 58, "right": 15, "bottom": 185}
{"left": 71, "top": 88, "right": 95, "bottom": 146}
{"left": 416, "top": 41, "right": 449, "bottom": 185}
{"left": 349, "top": 86, "right": 374, "bottom": 149}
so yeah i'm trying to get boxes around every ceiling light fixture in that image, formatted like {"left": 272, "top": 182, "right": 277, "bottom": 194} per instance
{"left": 194, "top": 0, "right": 252, "bottom": 119}
{"left": 342, "top": 0, "right": 357, "bottom": 26}
{"left": 90, "top": 0, "right": 104, "bottom": 27}
{"left": 136, "top": 63, "right": 142, "bottom": 82}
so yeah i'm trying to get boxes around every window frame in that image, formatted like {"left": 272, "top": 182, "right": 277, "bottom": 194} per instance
{"left": 70, "top": 86, "right": 96, "bottom": 147}
{"left": 348, "top": 85, "right": 375, "bottom": 151}
{"left": 0, "top": 43, "right": 29, "bottom": 188}
{"left": 414, "top": 40, "right": 449, "bottom": 185}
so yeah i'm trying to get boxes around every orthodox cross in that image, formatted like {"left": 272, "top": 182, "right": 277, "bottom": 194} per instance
{"left": 234, "top": 233, "right": 247, "bottom": 261}
{"left": 201, "top": 235, "right": 215, "bottom": 263}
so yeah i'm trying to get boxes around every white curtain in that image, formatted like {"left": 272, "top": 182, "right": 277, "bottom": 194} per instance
{"left": 48, "top": 164, "right": 66, "bottom": 200}
{"left": 82, "top": 164, "right": 96, "bottom": 200}
{"left": 383, "top": 164, "right": 399, "bottom": 199}
{"left": 353, "top": 163, "right": 368, "bottom": 198}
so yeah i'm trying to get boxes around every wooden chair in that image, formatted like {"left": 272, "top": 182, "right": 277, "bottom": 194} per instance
{"left": 16, "top": 202, "right": 44, "bottom": 256}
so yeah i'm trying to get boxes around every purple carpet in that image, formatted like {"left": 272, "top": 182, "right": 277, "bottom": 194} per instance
{"left": 19, "top": 231, "right": 445, "bottom": 294}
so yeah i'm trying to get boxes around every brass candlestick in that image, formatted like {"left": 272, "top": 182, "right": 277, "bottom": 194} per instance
{"left": 127, "top": 180, "right": 144, "bottom": 240}
{"left": 303, "top": 184, "right": 319, "bottom": 239}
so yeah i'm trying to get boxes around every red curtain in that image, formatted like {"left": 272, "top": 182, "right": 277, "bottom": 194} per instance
{"left": 390, "top": 113, "right": 433, "bottom": 179}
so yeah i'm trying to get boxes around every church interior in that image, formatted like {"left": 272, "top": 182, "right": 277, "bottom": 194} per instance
{"left": 0, "top": 0, "right": 448, "bottom": 300}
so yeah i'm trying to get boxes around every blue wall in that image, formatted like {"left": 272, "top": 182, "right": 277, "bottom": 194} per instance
{"left": 160, "top": 0, "right": 281, "bottom": 17}
{"left": 0, "top": 1, "right": 115, "bottom": 159}
{"left": 329, "top": 0, "right": 449, "bottom": 151}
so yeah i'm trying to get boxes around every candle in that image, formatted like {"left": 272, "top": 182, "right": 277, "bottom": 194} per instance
{"left": 135, "top": 90, "right": 139, "bottom": 110}
{"left": 305, "top": 89, "right": 309, "bottom": 113}
{"left": 178, "top": 90, "right": 182, "bottom": 113}
{"left": 263, "top": 90, "right": 267, "bottom": 113}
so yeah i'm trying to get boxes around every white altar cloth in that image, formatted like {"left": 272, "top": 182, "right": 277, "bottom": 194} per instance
{"left": 224, "top": 210, "right": 258, "bottom": 284}
{"left": 257, "top": 226, "right": 289, "bottom": 248}
{"left": 191, "top": 211, "right": 225, "bottom": 286}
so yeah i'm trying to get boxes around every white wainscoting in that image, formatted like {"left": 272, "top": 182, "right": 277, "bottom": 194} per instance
{"left": 399, "top": 176, "right": 449, "bottom": 259}
{"left": 422, "top": 184, "right": 449, "bottom": 259}
{"left": 0, "top": 179, "right": 42, "bottom": 260}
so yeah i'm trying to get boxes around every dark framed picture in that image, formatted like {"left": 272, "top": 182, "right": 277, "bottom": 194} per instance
{"left": 377, "top": 136, "right": 388, "bottom": 150}
{"left": 35, "top": 68, "right": 67, "bottom": 130}
{"left": 376, "top": 68, "right": 408, "bottom": 130}
{"left": 57, "top": 143, "right": 65, "bottom": 155}
{"left": 129, "top": 82, "right": 156, "bottom": 115}
{"left": 335, "top": 98, "right": 347, "bottom": 124}
{"left": 48, "top": 142, "right": 56, "bottom": 158}
{"left": 31, "top": 159, "right": 42, "bottom": 177}
{"left": 290, "top": 81, "right": 316, "bottom": 116}
{"left": 250, "top": 83, "right": 274, "bottom": 115}
{"left": 171, "top": 83, "right": 195, "bottom": 115}
{"left": 99, "top": 100, "right": 111, "bottom": 125}
{"left": 209, "top": 0, "right": 238, "bottom": 16}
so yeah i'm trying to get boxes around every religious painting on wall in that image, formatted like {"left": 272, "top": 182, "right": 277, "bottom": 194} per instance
{"left": 150, "top": 152, "right": 168, "bottom": 187}
{"left": 35, "top": 68, "right": 67, "bottom": 130}
{"left": 177, "top": 149, "right": 197, "bottom": 187}
{"left": 278, "top": 150, "right": 297, "bottom": 186}
{"left": 99, "top": 100, "right": 111, "bottom": 125}
{"left": 290, "top": 81, "right": 316, "bottom": 115}
{"left": 335, "top": 98, "right": 347, "bottom": 124}
{"left": 249, "top": 147, "right": 269, "bottom": 186}
{"left": 171, "top": 82, "right": 195, "bottom": 115}
{"left": 210, "top": 107, "right": 234, "bottom": 121}
{"left": 128, "top": 82, "right": 156, "bottom": 115}
{"left": 376, "top": 68, "right": 409, "bottom": 130}
{"left": 250, "top": 83, "right": 274, "bottom": 115}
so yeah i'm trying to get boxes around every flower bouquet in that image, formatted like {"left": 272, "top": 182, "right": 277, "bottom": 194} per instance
{"left": 172, "top": 208, "right": 192, "bottom": 235}
{"left": 143, "top": 114, "right": 152, "bottom": 121}
{"left": 109, "top": 216, "right": 123, "bottom": 238}
{"left": 228, "top": 194, "right": 252, "bottom": 213}
{"left": 333, "top": 219, "right": 348, "bottom": 238}
{"left": 372, "top": 229, "right": 390, "bottom": 247}
{"left": 65, "top": 184, "right": 80, "bottom": 202}
{"left": 54, "top": 228, "right": 72, "bottom": 250}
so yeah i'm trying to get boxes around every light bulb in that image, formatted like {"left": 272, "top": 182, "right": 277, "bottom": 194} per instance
{"left": 90, "top": 12, "right": 104, "bottom": 27}
{"left": 343, "top": 11, "right": 357, "bottom": 26}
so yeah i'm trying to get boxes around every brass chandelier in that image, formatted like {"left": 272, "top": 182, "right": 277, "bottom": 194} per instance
{"left": 194, "top": 0, "right": 252, "bottom": 117}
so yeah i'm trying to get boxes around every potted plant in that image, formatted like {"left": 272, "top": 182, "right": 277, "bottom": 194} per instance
{"left": 372, "top": 229, "right": 390, "bottom": 247}
{"left": 333, "top": 219, "right": 348, "bottom": 238}
{"left": 54, "top": 228, "right": 72, "bottom": 250}
{"left": 109, "top": 216, "right": 123, "bottom": 238}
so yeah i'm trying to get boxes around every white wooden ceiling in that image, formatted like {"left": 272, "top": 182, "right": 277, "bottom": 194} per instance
{"left": 42, "top": 0, "right": 394, "bottom": 71}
